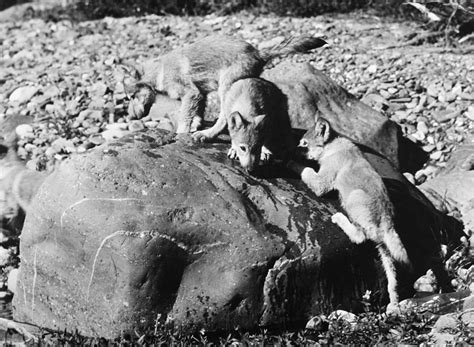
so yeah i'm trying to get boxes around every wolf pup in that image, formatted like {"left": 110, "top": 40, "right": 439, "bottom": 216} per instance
{"left": 127, "top": 35, "right": 326, "bottom": 133}
{"left": 221, "top": 78, "right": 294, "bottom": 173}
{"left": 287, "top": 118, "right": 410, "bottom": 312}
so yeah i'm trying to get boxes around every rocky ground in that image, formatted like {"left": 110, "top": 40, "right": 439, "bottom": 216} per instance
{"left": 0, "top": 9, "right": 473, "bottom": 344}
{"left": 1, "top": 12, "right": 473, "bottom": 174}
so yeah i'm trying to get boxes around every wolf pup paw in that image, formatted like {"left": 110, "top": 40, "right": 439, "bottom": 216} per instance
{"left": 227, "top": 147, "right": 237, "bottom": 160}
{"left": 190, "top": 117, "right": 203, "bottom": 133}
{"left": 260, "top": 146, "right": 272, "bottom": 163}
{"left": 192, "top": 130, "right": 210, "bottom": 143}
{"left": 385, "top": 302, "right": 401, "bottom": 316}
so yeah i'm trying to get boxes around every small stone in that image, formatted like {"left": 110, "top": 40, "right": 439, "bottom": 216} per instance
{"left": 432, "top": 314, "right": 458, "bottom": 333}
{"left": 366, "top": 64, "right": 377, "bottom": 74}
{"left": 460, "top": 92, "right": 474, "bottom": 101}
{"left": 452, "top": 83, "right": 463, "bottom": 96}
{"left": 412, "top": 131, "right": 426, "bottom": 141}
{"left": 459, "top": 310, "right": 474, "bottom": 328}
{"left": 432, "top": 110, "right": 460, "bottom": 123}
{"left": 417, "top": 121, "right": 429, "bottom": 135}
{"left": 414, "top": 269, "right": 438, "bottom": 292}
{"left": 361, "top": 93, "right": 387, "bottom": 107}
{"left": 305, "top": 315, "right": 325, "bottom": 330}
{"left": 9, "top": 86, "right": 39, "bottom": 104}
{"left": 427, "top": 83, "right": 440, "bottom": 98}
{"left": 15, "top": 124, "right": 34, "bottom": 138}
{"left": 379, "top": 90, "right": 391, "bottom": 99}
{"left": 431, "top": 332, "right": 456, "bottom": 345}
{"left": 444, "top": 92, "right": 456, "bottom": 103}
{"left": 7, "top": 268, "right": 18, "bottom": 295}
{"left": 422, "top": 144, "right": 435, "bottom": 153}
{"left": 89, "top": 134, "right": 105, "bottom": 145}
{"left": 388, "top": 87, "right": 398, "bottom": 95}
{"left": 51, "top": 138, "right": 75, "bottom": 154}
{"left": 0, "top": 247, "right": 10, "bottom": 267}
{"left": 328, "top": 310, "right": 357, "bottom": 325}
{"left": 144, "top": 120, "right": 159, "bottom": 128}
{"left": 430, "top": 151, "right": 443, "bottom": 161}
{"left": 438, "top": 91, "right": 447, "bottom": 103}
{"left": 465, "top": 106, "right": 474, "bottom": 121}
{"left": 393, "top": 110, "right": 410, "bottom": 120}
{"left": 129, "top": 120, "right": 145, "bottom": 132}
{"left": 405, "top": 99, "right": 418, "bottom": 109}
{"left": 102, "top": 128, "right": 128, "bottom": 141}
{"left": 390, "top": 97, "right": 412, "bottom": 103}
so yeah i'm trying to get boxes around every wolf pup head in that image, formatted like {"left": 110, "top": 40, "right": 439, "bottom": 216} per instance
{"left": 127, "top": 82, "right": 157, "bottom": 120}
{"left": 299, "top": 117, "right": 332, "bottom": 161}
{"left": 227, "top": 111, "right": 266, "bottom": 173}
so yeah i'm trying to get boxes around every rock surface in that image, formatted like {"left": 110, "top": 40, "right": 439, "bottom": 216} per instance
{"left": 262, "top": 62, "right": 401, "bottom": 168}
{"left": 13, "top": 128, "right": 459, "bottom": 337}
{"left": 420, "top": 143, "right": 474, "bottom": 233}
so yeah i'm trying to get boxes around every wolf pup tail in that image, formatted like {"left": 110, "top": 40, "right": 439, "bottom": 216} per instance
{"left": 260, "top": 36, "right": 327, "bottom": 64}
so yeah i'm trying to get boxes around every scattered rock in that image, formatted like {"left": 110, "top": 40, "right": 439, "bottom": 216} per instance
{"left": 8, "top": 86, "right": 39, "bottom": 104}
{"left": 0, "top": 247, "right": 10, "bottom": 267}
{"left": 7, "top": 268, "right": 18, "bottom": 295}
{"left": 432, "top": 313, "right": 458, "bottom": 332}
{"left": 420, "top": 144, "right": 474, "bottom": 232}
{"left": 414, "top": 269, "right": 438, "bottom": 293}
{"left": 432, "top": 110, "right": 460, "bottom": 123}
{"left": 328, "top": 310, "right": 357, "bottom": 325}
{"left": 15, "top": 124, "right": 34, "bottom": 139}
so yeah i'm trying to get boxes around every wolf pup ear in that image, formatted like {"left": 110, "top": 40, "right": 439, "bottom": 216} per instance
{"left": 253, "top": 114, "right": 267, "bottom": 129}
{"left": 315, "top": 117, "right": 331, "bottom": 143}
{"left": 117, "top": 62, "right": 143, "bottom": 80}
{"left": 227, "top": 111, "right": 245, "bottom": 131}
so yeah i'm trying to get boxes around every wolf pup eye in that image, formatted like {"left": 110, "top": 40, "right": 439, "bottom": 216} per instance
{"left": 239, "top": 145, "right": 248, "bottom": 153}
{"left": 299, "top": 139, "right": 309, "bottom": 147}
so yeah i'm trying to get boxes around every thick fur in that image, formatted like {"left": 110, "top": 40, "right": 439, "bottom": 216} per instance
{"left": 221, "top": 78, "right": 294, "bottom": 173}
{"left": 126, "top": 35, "right": 326, "bottom": 133}
{"left": 288, "top": 118, "right": 410, "bottom": 311}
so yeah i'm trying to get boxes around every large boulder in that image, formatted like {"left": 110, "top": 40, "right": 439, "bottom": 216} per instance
{"left": 420, "top": 144, "right": 474, "bottom": 233}
{"left": 262, "top": 62, "right": 401, "bottom": 168}
{"left": 13, "top": 128, "right": 459, "bottom": 338}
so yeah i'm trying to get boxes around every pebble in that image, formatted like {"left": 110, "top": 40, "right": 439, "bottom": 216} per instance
{"left": 7, "top": 268, "right": 18, "bottom": 294}
{"left": 51, "top": 138, "right": 75, "bottom": 153}
{"left": 417, "top": 121, "right": 429, "bottom": 135}
{"left": 129, "top": 120, "right": 145, "bottom": 131}
{"left": 0, "top": 247, "right": 10, "bottom": 267}
{"left": 101, "top": 128, "right": 128, "bottom": 141}
{"left": 460, "top": 92, "right": 474, "bottom": 101}
{"left": 414, "top": 269, "right": 437, "bottom": 293}
{"left": 15, "top": 124, "right": 34, "bottom": 138}
{"left": 305, "top": 315, "right": 325, "bottom": 330}
{"left": 430, "top": 151, "right": 443, "bottom": 161}
{"left": 366, "top": 64, "right": 378, "bottom": 74}
{"left": 432, "top": 314, "right": 458, "bottom": 333}
{"left": 328, "top": 310, "right": 357, "bottom": 325}
{"left": 427, "top": 83, "right": 440, "bottom": 98}
{"left": 9, "top": 86, "right": 39, "bottom": 104}
{"left": 465, "top": 106, "right": 474, "bottom": 121}
{"left": 432, "top": 110, "right": 461, "bottom": 123}
{"left": 422, "top": 144, "right": 435, "bottom": 152}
